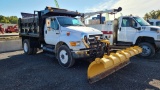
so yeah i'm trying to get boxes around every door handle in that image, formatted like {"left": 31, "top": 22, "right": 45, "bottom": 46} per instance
{"left": 56, "top": 33, "right": 60, "bottom": 34}
{"left": 45, "top": 30, "right": 47, "bottom": 34}
{"left": 119, "top": 28, "right": 121, "bottom": 31}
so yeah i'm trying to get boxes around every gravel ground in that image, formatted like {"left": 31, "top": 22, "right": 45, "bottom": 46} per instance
{"left": 0, "top": 51, "right": 160, "bottom": 90}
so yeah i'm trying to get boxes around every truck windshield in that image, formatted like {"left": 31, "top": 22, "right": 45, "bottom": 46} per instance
{"left": 57, "top": 17, "right": 84, "bottom": 27}
{"left": 133, "top": 17, "right": 150, "bottom": 26}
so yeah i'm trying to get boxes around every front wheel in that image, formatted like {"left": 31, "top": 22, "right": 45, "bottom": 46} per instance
{"left": 138, "top": 42, "right": 155, "bottom": 58}
{"left": 57, "top": 45, "right": 75, "bottom": 68}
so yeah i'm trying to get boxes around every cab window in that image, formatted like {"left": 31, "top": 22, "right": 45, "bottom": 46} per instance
{"left": 149, "top": 22, "right": 154, "bottom": 25}
{"left": 156, "top": 21, "right": 160, "bottom": 26}
{"left": 131, "top": 19, "right": 137, "bottom": 27}
{"left": 121, "top": 18, "right": 130, "bottom": 27}
{"left": 51, "top": 18, "right": 59, "bottom": 30}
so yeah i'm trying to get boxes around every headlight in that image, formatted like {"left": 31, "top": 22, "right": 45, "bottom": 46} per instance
{"left": 151, "top": 28, "right": 159, "bottom": 33}
{"left": 84, "top": 35, "right": 88, "bottom": 43}
{"left": 100, "top": 35, "right": 104, "bottom": 39}
{"left": 70, "top": 41, "right": 81, "bottom": 46}
{"left": 81, "top": 33, "right": 88, "bottom": 43}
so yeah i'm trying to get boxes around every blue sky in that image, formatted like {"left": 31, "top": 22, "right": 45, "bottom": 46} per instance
{"left": 0, "top": 0, "right": 160, "bottom": 18}
{"left": 0, "top": 0, "right": 118, "bottom": 17}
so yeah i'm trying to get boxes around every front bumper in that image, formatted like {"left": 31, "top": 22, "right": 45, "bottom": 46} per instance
{"left": 71, "top": 42, "right": 108, "bottom": 59}
{"left": 155, "top": 40, "right": 160, "bottom": 48}
{"left": 71, "top": 50, "right": 90, "bottom": 59}
{"left": 71, "top": 33, "right": 109, "bottom": 59}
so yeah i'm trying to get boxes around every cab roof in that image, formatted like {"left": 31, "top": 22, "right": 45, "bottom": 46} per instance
{"left": 39, "top": 6, "right": 82, "bottom": 17}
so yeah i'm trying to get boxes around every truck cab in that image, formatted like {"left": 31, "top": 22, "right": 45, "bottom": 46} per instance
{"left": 44, "top": 16, "right": 102, "bottom": 48}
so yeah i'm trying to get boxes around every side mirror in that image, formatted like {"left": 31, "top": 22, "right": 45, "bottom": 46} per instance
{"left": 136, "top": 27, "right": 141, "bottom": 30}
{"left": 51, "top": 18, "right": 56, "bottom": 21}
{"left": 131, "top": 25, "right": 141, "bottom": 30}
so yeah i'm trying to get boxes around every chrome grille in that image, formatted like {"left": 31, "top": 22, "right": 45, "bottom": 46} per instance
{"left": 88, "top": 34, "right": 103, "bottom": 48}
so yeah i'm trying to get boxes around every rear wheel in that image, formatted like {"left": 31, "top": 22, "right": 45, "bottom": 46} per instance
{"left": 23, "top": 39, "right": 33, "bottom": 55}
{"left": 57, "top": 45, "right": 75, "bottom": 68}
{"left": 138, "top": 42, "right": 155, "bottom": 58}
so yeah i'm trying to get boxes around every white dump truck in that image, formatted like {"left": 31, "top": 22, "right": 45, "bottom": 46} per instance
{"left": 85, "top": 8, "right": 160, "bottom": 58}
{"left": 19, "top": 7, "right": 142, "bottom": 83}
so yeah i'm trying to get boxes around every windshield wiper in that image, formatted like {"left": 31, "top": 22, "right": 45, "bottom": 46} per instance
{"left": 63, "top": 24, "right": 74, "bottom": 26}
{"left": 74, "top": 24, "right": 83, "bottom": 26}
{"left": 62, "top": 24, "right": 83, "bottom": 27}
{"left": 143, "top": 25, "right": 150, "bottom": 26}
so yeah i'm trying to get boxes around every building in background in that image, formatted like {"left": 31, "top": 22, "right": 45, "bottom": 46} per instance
{"left": 89, "top": 15, "right": 105, "bottom": 25}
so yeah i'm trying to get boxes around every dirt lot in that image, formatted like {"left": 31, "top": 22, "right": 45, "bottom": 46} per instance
{"left": 0, "top": 51, "right": 160, "bottom": 90}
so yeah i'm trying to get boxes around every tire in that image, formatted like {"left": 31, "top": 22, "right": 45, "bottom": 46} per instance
{"left": 23, "top": 39, "right": 33, "bottom": 55}
{"left": 57, "top": 45, "right": 75, "bottom": 68}
{"left": 138, "top": 42, "right": 155, "bottom": 58}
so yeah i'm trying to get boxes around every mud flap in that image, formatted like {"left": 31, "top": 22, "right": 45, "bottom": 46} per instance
{"left": 87, "top": 46, "right": 142, "bottom": 84}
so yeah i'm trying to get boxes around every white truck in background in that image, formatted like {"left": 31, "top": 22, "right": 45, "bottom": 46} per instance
{"left": 85, "top": 9, "right": 160, "bottom": 58}
{"left": 147, "top": 19, "right": 160, "bottom": 27}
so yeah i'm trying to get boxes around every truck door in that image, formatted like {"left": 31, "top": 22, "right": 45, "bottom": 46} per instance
{"left": 118, "top": 18, "right": 128, "bottom": 41}
{"left": 125, "top": 18, "right": 138, "bottom": 42}
{"left": 118, "top": 17, "right": 138, "bottom": 42}
{"left": 44, "top": 18, "right": 60, "bottom": 45}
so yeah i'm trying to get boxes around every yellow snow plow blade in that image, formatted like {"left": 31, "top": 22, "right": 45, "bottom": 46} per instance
{"left": 87, "top": 46, "right": 142, "bottom": 83}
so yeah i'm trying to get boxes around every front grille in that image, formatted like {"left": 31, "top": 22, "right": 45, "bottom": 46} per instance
{"left": 88, "top": 34, "right": 103, "bottom": 48}
{"left": 89, "top": 34, "right": 103, "bottom": 38}
{"left": 151, "top": 28, "right": 158, "bottom": 31}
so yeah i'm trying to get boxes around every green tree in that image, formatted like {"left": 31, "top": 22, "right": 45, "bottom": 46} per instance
{"left": 0, "top": 15, "right": 18, "bottom": 24}
{"left": 144, "top": 13, "right": 150, "bottom": 20}
{"left": 144, "top": 10, "right": 160, "bottom": 20}
{"left": 9, "top": 16, "right": 18, "bottom": 24}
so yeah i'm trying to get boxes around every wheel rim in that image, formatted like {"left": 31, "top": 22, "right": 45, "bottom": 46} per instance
{"left": 24, "top": 43, "right": 28, "bottom": 52}
{"left": 141, "top": 45, "right": 151, "bottom": 56}
{"left": 59, "top": 50, "right": 68, "bottom": 64}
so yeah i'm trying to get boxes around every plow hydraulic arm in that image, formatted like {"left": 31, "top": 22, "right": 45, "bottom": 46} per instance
{"left": 87, "top": 45, "right": 142, "bottom": 84}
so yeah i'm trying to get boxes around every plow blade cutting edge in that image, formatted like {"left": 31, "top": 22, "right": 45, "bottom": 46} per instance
{"left": 87, "top": 46, "right": 142, "bottom": 84}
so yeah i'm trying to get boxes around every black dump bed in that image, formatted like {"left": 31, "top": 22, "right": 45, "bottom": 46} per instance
{"left": 19, "top": 6, "right": 82, "bottom": 40}
{"left": 19, "top": 16, "right": 39, "bottom": 37}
